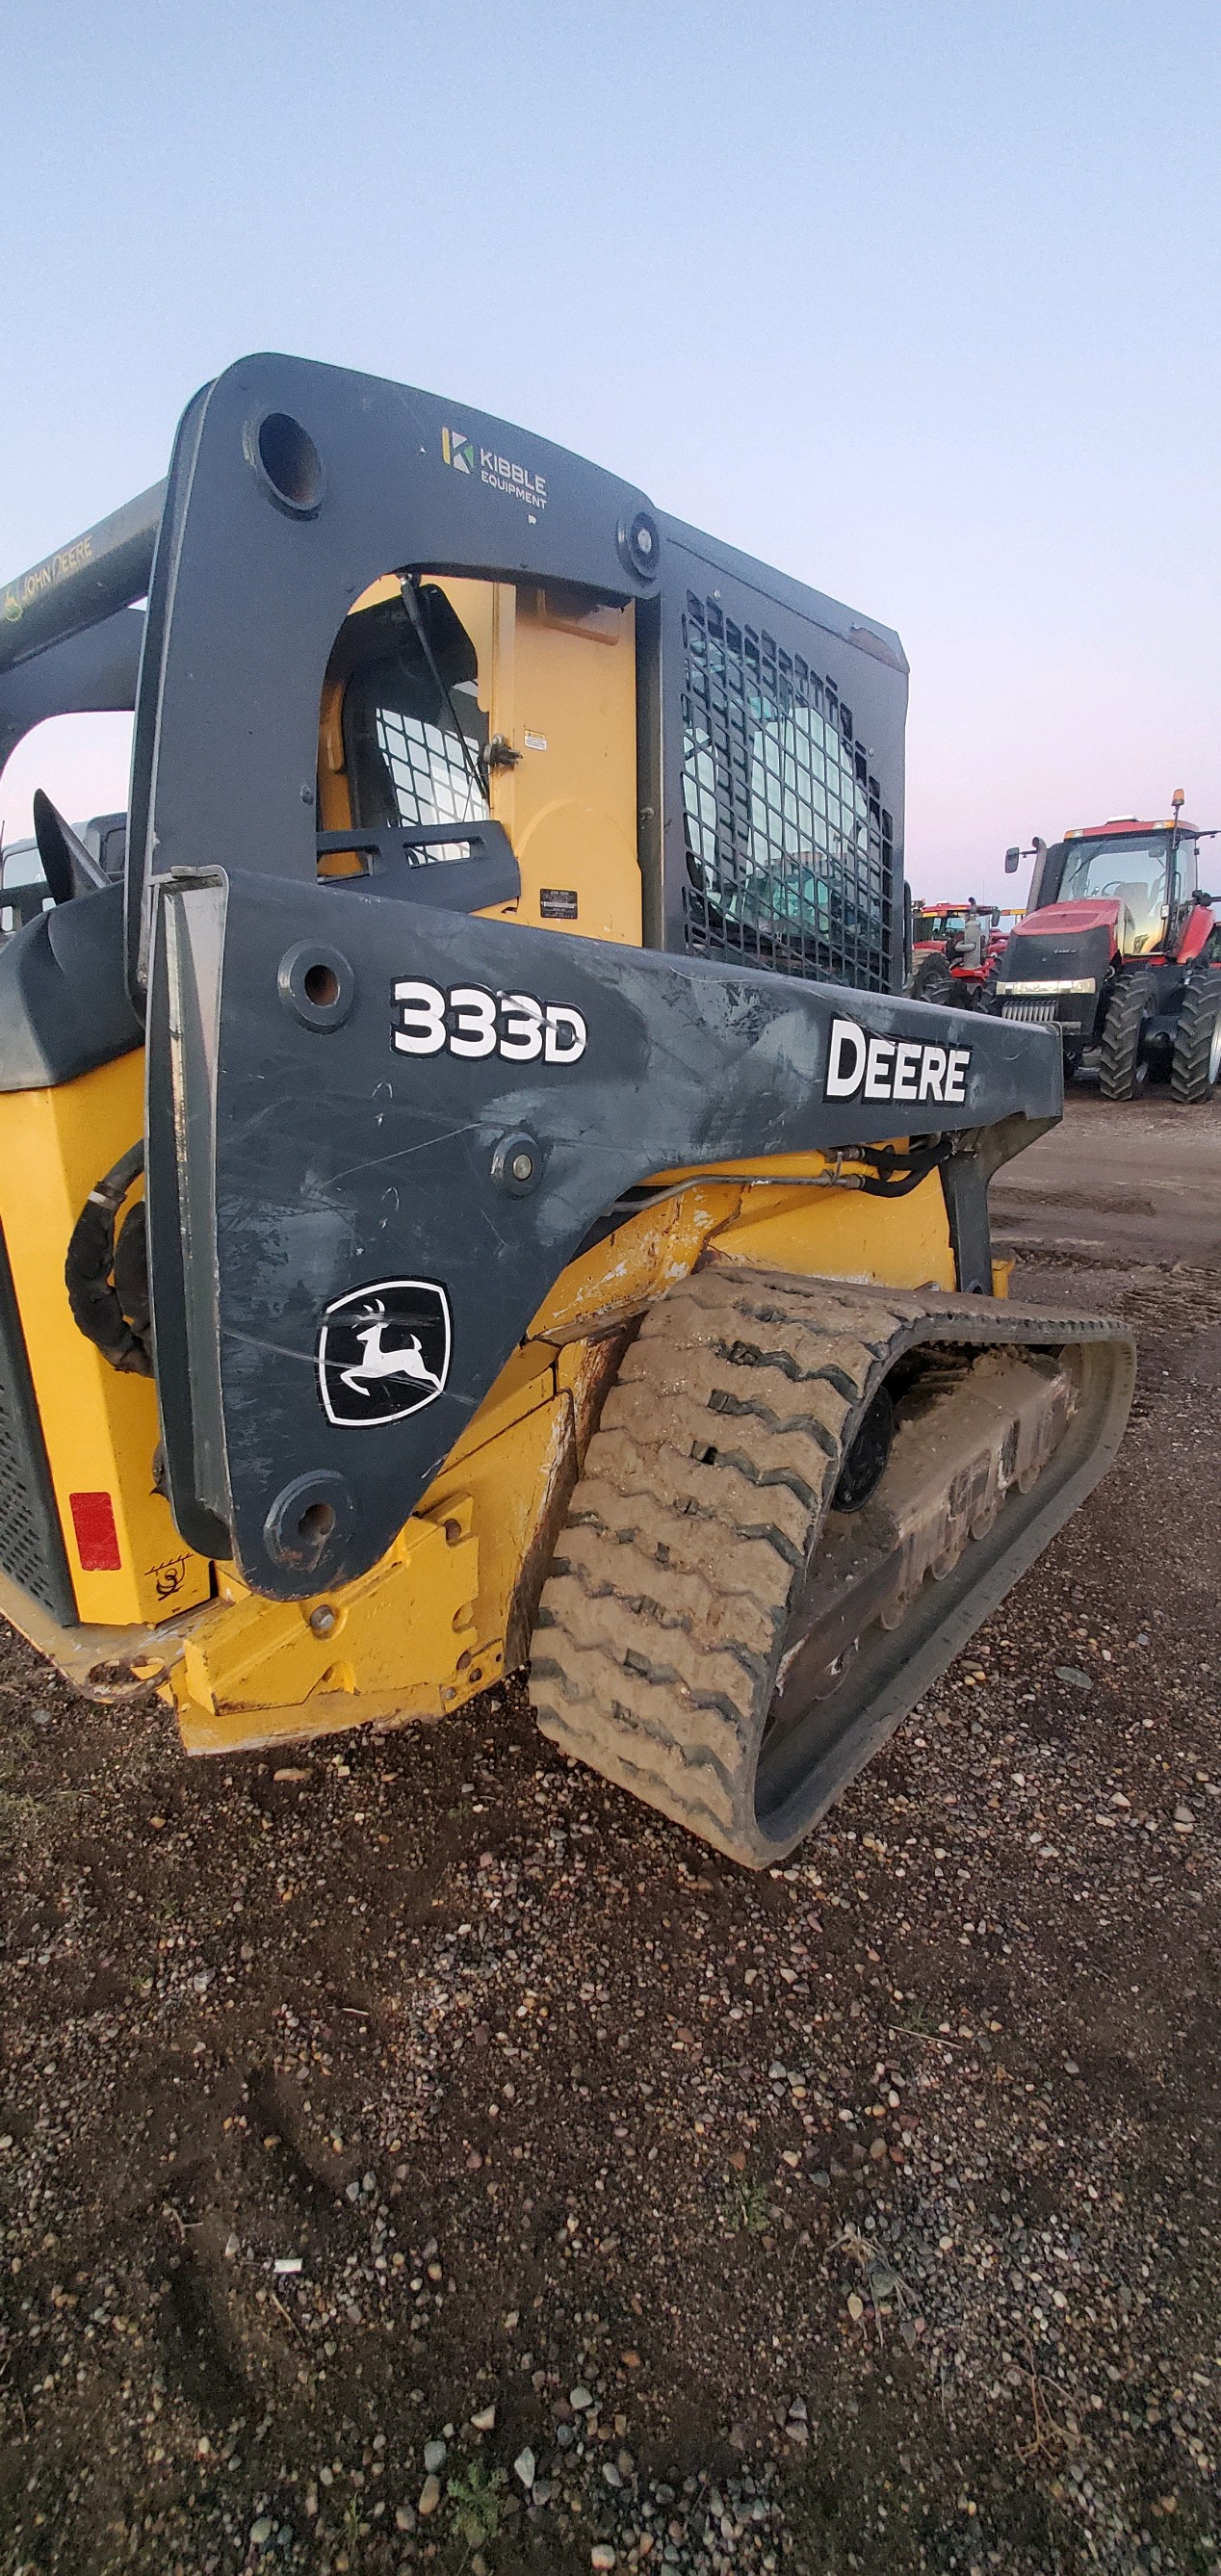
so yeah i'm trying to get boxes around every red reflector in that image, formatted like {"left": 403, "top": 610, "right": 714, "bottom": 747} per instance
{"left": 69, "top": 1491, "right": 121, "bottom": 1573}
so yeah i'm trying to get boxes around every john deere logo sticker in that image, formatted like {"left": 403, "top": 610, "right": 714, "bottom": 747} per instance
{"left": 441, "top": 426, "right": 475, "bottom": 474}
{"left": 317, "top": 1279, "right": 452, "bottom": 1428}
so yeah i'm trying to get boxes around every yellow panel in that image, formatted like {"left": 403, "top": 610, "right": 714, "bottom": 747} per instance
{"left": 708, "top": 1167, "right": 956, "bottom": 1290}
{"left": 317, "top": 575, "right": 638, "bottom": 944}
{"left": 496, "top": 588, "right": 640, "bottom": 946}
{"left": 443, "top": 1337, "right": 558, "bottom": 1466}
{"left": 526, "top": 1159, "right": 957, "bottom": 1340}
{"left": 421, "top": 1397, "right": 572, "bottom": 1704}
{"left": 527, "top": 1180, "right": 745, "bottom": 1344}
{"left": 173, "top": 1505, "right": 480, "bottom": 1754}
{"left": 0, "top": 1053, "right": 211, "bottom": 1626}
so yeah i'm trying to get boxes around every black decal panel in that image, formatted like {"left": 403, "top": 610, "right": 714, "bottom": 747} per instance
{"left": 146, "top": 871, "right": 1059, "bottom": 1600}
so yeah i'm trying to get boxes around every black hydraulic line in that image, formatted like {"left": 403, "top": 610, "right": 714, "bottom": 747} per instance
{"left": 65, "top": 1142, "right": 153, "bottom": 1377}
{"left": 0, "top": 481, "right": 167, "bottom": 679}
{"left": 399, "top": 576, "right": 488, "bottom": 809}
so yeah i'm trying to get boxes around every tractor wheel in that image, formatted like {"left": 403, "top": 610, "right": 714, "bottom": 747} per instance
{"left": 1098, "top": 973, "right": 1155, "bottom": 1100}
{"left": 910, "top": 952, "right": 954, "bottom": 1006}
{"left": 1170, "top": 971, "right": 1221, "bottom": 1104}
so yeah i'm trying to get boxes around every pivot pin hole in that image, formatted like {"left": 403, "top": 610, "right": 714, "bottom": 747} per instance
{"left": 255, "top": 411, "right": 324, "bottom": 513}
{"left": 277, "top": 941, "right": 355, "bottom": 1030}
{"left": 298, "top": 1499, "right": 335, "bottom": 1544}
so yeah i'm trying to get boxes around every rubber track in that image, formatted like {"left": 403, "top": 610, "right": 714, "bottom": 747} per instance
{"left": 530, "top": 1263, "right": 1130, "bottom": 1868}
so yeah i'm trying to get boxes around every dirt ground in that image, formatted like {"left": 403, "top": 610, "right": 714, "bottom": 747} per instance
{"left": 2, "top": 1090, "right": 1220, "bottom": 2576}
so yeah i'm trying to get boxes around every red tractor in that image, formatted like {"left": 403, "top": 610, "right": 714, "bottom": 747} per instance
{"left": 909, "top": 899, "right": 1005, "bottom": 1006}
{"left": 990, "top": 798, "right": 1221, "bottom": 1100}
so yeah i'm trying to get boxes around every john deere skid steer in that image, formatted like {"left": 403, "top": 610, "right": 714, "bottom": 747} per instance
{"left": 0, "top": 355, "right": 1133, "bottom": 1865}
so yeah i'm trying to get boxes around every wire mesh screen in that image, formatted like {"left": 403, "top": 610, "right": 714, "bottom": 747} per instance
{"left": 375, "top": 695, "right": 488, "bottom": 830}
{"left": 681, "top": 594, "right": 894, "bottom": 989}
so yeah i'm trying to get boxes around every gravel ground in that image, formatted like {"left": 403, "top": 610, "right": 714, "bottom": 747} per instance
{"left": 2, "top": 1168, "right": 1220, "bottom": 2572}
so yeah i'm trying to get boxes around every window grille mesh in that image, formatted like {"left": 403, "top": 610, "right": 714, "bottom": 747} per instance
{"left": 681, "top": 594, "right": 894, "bottom": 989}
{"left": 375, "top": 700, "right": 487, "bottom": 830}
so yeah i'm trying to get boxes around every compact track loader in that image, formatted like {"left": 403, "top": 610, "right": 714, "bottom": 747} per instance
{"left": 0, "top": 356, "right": 1134, "bottom": 1865}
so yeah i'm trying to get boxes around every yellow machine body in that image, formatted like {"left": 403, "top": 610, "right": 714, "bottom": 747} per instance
{"left": 0, "top": 571, "right": 994, "bottom": 1748}
{"left": 0, "top": 1053, "right": 209, "bottom": 1629}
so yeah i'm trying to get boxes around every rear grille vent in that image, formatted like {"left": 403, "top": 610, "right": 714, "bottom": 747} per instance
{"left": 681, "top": 593, "right": 894, "bottom": 991}
{"left": 0, "top": 1224, "right": 75, "bottom": 1623}
{"left": 1001, "top": 998, "right": 1057, "bottom": 1025}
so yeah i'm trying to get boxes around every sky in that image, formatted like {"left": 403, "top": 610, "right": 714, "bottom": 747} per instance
{"left": 2, "top": 0, "right": 1219, "bottom": 899}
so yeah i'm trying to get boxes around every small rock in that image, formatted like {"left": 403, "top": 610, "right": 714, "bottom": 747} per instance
{"left": 787, "top": 2395, "right": 808, "bottom": 2422}
{"left": 846, "top": 2292, "right": 864, "bottom": 2321}
{"left": 591, "top": 2549, "right": 616, "bottom": 2570}
{"left": 249, "top": 2519, "right": 273, "bottom": 2549}
{"left": 514, "top": 2446, "right": 536, "bottom": 2490}
{"left": 620, "top": 2349, "right": 641, "bottom": 2369}
{"left": 869, "top": 2138, "right": 887, "bottom": 2161}
{"left": 418, "top": 2473, "right": 441, "bottom": 2517}
{"left": 471, "top": 2403, "right": 496, "bottom": 2432}
{"left": 570, "top": 2385, "right": 594, "bottom": 2411}
{"left": 424, "top": 2437, "right": 447, "bottom": 2473}
{"left": 1054, "top": 1666, "right": 1093, "bottom": 1692}
{"left": 395, "top": 2503, "right": 417, "bottom": 2533}
{"left": 603, "top": 2460, "right": 623, "bottom": 2487}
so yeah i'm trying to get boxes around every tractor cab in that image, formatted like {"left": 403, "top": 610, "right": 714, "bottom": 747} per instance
{"left": 991, "top": 806, "right": 1221, "bottom": 1100}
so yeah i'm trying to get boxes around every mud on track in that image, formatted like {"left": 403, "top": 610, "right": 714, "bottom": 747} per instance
{"left": 2, "top": 1092, "right": 1220, "bottom": 2576}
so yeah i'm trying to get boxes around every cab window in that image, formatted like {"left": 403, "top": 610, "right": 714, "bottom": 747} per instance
{"left": 325, "top": 583, "right": 488, "bottom": 834}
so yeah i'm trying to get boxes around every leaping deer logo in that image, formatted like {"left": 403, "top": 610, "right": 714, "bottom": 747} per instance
{"left": 338, "top": 1298, "right": 445, "bottom": 1403}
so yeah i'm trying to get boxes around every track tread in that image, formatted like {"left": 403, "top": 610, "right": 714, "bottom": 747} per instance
{"left": 533, "top": 1265, "right": 882, "bottom": 1863}
{"left": 530, "top": 1263, "right": 1131, "bottom": 1867}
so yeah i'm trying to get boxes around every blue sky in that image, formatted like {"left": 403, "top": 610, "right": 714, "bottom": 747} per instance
{"left": 3, "top": 0, "right": 1219, "bottom": 894}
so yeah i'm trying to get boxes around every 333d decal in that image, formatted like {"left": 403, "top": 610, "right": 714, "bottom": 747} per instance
{"left": 392, "top": 979, "right": 586, "bottom": 1064}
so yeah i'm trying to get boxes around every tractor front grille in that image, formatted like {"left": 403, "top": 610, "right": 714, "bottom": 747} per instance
{"left": 0, "top": 1223, "right": 75, "bottom": 1624}
{"left": 681, "top": 593, "right": 894, "bottom": 991}
{"left": 1001, "top": 998, "right": 1057, "bottom": 1025}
